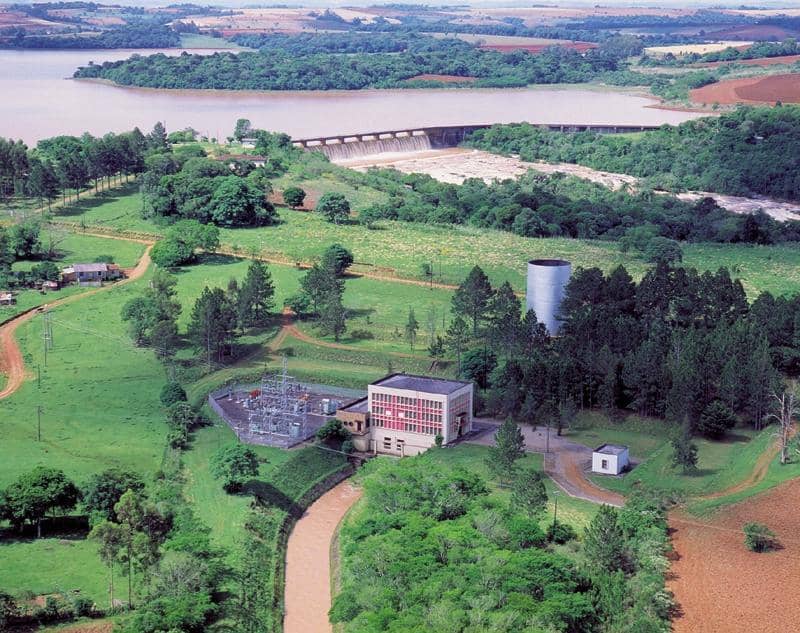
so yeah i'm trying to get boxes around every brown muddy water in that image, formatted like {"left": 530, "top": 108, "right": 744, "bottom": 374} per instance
{"left": 283, "top": 480, "right": 361, "bottom": 633}
{"left": 1, "top": 49, "right": 705, "bottom": 144}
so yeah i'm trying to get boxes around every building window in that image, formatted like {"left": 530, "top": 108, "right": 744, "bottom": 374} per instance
{"left": 601, "top": 459, "right": 609, "bottom": 470}
{"left": 396, "top": 439, "right": 404, "bottom": 452}
{"left": 383, "top": 437, "right": 392, "bottom": 450}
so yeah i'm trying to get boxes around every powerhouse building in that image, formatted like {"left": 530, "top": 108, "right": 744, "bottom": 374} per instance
{"left": 338, "top": 373, "right": 474, "bottom": 456}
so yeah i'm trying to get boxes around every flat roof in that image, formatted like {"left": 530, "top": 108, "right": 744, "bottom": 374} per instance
{"left": 339, "top": 397, "right": 369, "bottom": 413}
{"left": 594, "top": 443, "right": 628, "bottom": 456}
{"left": 370, "top": 373, "right": 472, "bottom": 396}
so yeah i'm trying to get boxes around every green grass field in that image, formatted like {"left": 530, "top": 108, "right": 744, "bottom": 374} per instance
{"left": 2, "top": 233, "right": 146, "bottom": 320}
{"left": 575, "top": 414, "right": 799, "bottom": 510}
{"left": 0, "top": 271, "right": 165, "bottom": 599}
{"left": 52, "top": 187, "right": 800, "bottom": 297}
{"left": 182, "top": 418, "right": 292, "bottom": 548}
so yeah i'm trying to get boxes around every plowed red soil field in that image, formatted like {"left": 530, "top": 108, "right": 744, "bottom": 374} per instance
{"left": 690, "top": 73, "right": 800, "bottom": 104}
{"left": 668, "top": 478, "right": 800, "bottom": 633}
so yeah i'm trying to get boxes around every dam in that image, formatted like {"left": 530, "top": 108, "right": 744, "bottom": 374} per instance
{"left": 293, "top": 123, "right": 662, "bottom": 160}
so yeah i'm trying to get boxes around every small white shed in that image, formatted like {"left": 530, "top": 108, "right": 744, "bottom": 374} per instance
{"left": 592, "top": 444, "right": 630, "bottom": 475}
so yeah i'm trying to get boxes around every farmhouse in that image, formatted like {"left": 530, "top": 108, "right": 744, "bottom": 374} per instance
{"left": 592, "top": 443, "right": 630, "bottom": 475}
{"left": 338, "top": 373, "right": 474, "bottom": 456}
{"left": 0, "top": 292, "right": 15, "bottom": 306}
{"left": 61, "top": 263, "right": 122, "bottom": 286}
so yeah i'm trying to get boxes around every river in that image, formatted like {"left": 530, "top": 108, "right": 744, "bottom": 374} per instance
{"left": 1, "top": 48, "right": 706, "bottom": 145}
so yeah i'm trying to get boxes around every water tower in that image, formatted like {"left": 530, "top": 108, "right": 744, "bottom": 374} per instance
{"left": 526, "top": 259, "right": 572, "bottom": 335}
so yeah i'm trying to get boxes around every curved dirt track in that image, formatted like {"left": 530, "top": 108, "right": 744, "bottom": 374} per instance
{"left": 668, "top": 478, "right": 800, "bottom": 633}
{"left": 284, "top": 481, "right": 362, "bottom": 633}
{"left": 699, "top": 435, "right": 781, "bottom": 500}
{"left": 0, "top": 245, "right": 151, "bottom": 401}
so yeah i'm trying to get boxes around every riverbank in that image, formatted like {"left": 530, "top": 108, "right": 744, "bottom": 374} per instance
{"left": 339, "top": 147, "right": 800, "bottom": 222}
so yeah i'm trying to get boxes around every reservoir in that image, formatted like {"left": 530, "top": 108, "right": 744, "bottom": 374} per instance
{"left": 1, "top": 49, "right": 705, "bottom": 145}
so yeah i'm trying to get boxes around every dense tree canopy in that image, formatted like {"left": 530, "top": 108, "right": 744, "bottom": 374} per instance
{"left": 466, "top": 107, "right": 800, "bottom": 203}
{"left": 74, "top": 37, "right": 632, "bottom": 91}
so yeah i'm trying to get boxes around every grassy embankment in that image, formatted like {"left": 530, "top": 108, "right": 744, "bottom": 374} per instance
{"left": 567, "top": 412, "right": 800, "bottom": 514}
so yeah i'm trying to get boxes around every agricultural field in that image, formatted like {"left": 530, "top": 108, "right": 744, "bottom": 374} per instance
{"left": 645, "top": 42, "right": 753, "bottom": 57}
{"left": 691, "top": 72, "right": 800, "bottom": 105}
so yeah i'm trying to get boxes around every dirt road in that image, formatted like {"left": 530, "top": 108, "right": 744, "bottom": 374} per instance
{"left": 283, "top": 481, "right": 362, "bottom": 633}
{"left": 668, "top": 479, "right": 800, "bottom": 633}
{"left": 0, "top": 246, "right": 151, "bottom": 401}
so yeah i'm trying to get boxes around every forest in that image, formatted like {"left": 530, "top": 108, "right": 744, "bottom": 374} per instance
{"left": 72, "top": 37, "right": 632, "bottom": 90}
{"left": 465, "top": 106, "right": 800, "bottom": 202}
{"left": 444, "top": 262, "right": 798, "bottom": 438}
{"left": 0, "top": 126, "right": 155, "bottom": 204}
{"left": 2, "top": 23, "right": 179, "bottom": 49}
{"left": 351, "top": 166, "right": 797, "bottom": 246}
{"left": 230, "top": 31, "right": 415, "bottom": 55}
{"left": 335, "top": 455, "right": 672, "bottom": 632}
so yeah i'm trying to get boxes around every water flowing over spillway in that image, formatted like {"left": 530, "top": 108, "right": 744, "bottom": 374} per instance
{"left": 315, "top": 133, "right": 433, "bottom": 160}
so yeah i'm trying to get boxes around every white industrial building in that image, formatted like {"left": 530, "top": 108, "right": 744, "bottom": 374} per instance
{"left": 592, "top": 444, "right": 630, "bottom": 475}
{"left": 338, "top": 373, "right": 474, "bottom": 457}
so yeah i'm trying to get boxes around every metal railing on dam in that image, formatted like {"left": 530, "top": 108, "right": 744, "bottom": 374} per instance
{"left": 291, "top": 123, "right": 662, "bottom": 150}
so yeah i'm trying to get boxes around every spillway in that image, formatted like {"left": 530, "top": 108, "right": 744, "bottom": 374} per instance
{"left": 312, "top": 133, "right": 433, "bottom": 160}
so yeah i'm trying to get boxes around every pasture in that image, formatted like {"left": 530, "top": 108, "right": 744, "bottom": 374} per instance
{"left": 50, "top": 187, "right": 800, "bottom": 297}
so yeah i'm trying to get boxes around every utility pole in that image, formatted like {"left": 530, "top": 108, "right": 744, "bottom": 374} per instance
{"left": 37, "top": 364, "right": 41, "bottom": 388}
{"left": 552, "top": 492, "right": 559, "bottom": 534}
{"left": 36, "top": 406, "right": 42, "bottom": 441}
{"left": 42, "top": 310, "right": 53, "bottom": 365}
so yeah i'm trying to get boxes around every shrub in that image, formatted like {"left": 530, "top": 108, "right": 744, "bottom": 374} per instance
{"left": 349, "top": 329, "right": 374, "bottom": 340}
{"left": 316, "top": 419, "right": 351, "bottom": 448}
{"left": 743, "top": 522, "right": 777, "bottom": 552}
{"left": 507, "top": 516, "right": 546, "bottom": 549}
{"left": 546, "top": 521, "right": 578, "bottom": 544}
{"left": 282, "top": 186, "right": 306, "bottom": 208}
{"left": 316, "top": 192, "right": 350, "bottom": 224}
{"left": 160, "top": 381, "right": 187, "bottom": 407}
{"left": 210, "top": 444, "right": 260, "bottom": 493}
{"left": 697, "top": 400, "right": 737, "bottom": 439}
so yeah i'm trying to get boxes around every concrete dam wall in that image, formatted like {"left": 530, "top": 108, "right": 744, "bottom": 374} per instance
{"left": 317, "top": 133, "right": 433, "bottom": 160}
{"left": 295, "top": 123, "right": 662, "bottom": 161}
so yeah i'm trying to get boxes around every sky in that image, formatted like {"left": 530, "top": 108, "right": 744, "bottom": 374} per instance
{"left": 1, "top": 0, "right": 799, "bottom": 7}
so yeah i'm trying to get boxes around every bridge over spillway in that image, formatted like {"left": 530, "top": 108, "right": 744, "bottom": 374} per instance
{"left": 292, "top": 123, "right": 662, "bottom": 150}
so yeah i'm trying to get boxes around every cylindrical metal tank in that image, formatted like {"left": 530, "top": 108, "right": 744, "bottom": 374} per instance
{"left": 526, "top": 259, "right": 572, "bottom": 335}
